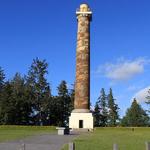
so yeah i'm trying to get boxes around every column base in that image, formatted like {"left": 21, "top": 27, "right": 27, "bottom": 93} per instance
{"left": 69, "top": 112, "right": 93, "bottom": 129}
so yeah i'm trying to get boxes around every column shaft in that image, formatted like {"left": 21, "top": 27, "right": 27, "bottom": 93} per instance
{"left": 74, "top": 14, "right": 91, "bottom": 110}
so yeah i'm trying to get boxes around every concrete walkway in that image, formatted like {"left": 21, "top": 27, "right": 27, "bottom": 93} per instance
{"left": 0, "top": 133, "right": 78, "bottom": 150}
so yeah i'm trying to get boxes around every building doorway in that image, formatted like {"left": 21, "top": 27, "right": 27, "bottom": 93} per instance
{"left": 79, "top": 120, "right": 83, "bottom": 128}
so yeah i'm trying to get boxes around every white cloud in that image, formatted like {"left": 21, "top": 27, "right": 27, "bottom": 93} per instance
{"left": 133, "top": 86, "right": 150, "bottom": 103}
{"left": 127, "top": 85, "right": 139, "bottom": 91}
{"left": 127, "top": 85, "right": 144, "bottom": 92}
{"left": 95, "top": 57, "right": 150, "bottom": 82}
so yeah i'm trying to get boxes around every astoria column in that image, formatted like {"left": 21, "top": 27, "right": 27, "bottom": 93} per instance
{"left": 73, "top": 4, "right": 92, "bottom": 112}
{"left": 69, "top": 4, "right": 93, "bottom": 129}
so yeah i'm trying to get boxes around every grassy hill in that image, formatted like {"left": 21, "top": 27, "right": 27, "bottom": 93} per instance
{"left": 0, "top": 125, "right": 56, "bottom": 142}
{"left": 0, "top": 126, "right": 150, "bottom": 150}
{"left": 63, "top": 127, "right": 150, "bottom": 150}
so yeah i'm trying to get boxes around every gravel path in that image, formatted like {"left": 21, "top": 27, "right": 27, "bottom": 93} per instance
{"left": 0, "top": 133, "right": 78, "bottom": 150}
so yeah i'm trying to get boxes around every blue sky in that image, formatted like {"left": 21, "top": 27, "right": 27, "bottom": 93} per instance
{"left": 0, "top": 0, "right": 150, "bottom": 116}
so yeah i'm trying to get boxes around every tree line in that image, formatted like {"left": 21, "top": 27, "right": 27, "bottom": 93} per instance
{"left": 0, "top": 58, "right": 74, "bottom": 126}
{"left": 94, "top": 88, "right": 150, "bottom": 127}
{"left": 0, "top": 58, "right": 150, "bottom": 127}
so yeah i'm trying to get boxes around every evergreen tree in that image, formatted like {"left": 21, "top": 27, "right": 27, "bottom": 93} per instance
{"left": 0, "top": 67, "right": 5, "bottom": 91}
{"left": 0, "top": 81, "right": 14, "bottom": 124}
{"left": 10, "top": 73, "right": 32, "bottom": 124}
{"left": 146, "top": 89, "right": 150, "bottom": 113}
{"left": 107, "top": 88, "right": 119, "bottom": 126}
{"left": 48, "top": 96, "right": 60, "bottom": 125}
{"left": 93, "top": 101, "right": 101, "bottom": 126}
{"left": 122, "top": 98, "right": 149, "bottom": 126}
{"left": 0, "top": 73, "right": 33, "bottom": 125}
{"left": 0, "top": 67, "right": 5, "bottom": 86}
{"left": 40, "top": 85, "right": 52, "bottom": 125}
{"left": 0, "top": 67, "right": 5, "bottom": 123}
{"left": 26, "top": 58, "right": 51, "bottom": 125}
{"left": 49, "top": 83, "right": 74, "bottom": 126}
{"left": 98, "top": 88, "right": 108, "bottom": 126}
{"left": 56, "top": 80, "right": 72, "bottom": 127}
{"left": 93, "top": 88, "right": 108, "bottom": 127}
{"left": 68, "top": 84, "right": 75, "bottom": 112}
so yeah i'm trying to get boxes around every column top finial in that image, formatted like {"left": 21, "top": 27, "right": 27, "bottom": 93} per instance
{"left": 76, "top": 3, "right": 92, "bottom": 15}
{"left": 80, "top": 4, "right": 89, "bottom": 12}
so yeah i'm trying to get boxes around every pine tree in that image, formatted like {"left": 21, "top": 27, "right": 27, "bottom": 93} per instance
{"left": 0, "top": 67, "right": 5, "bottom": 91}
{"left": 10, "top": 73, "right": 32, "bottom": 124}
{"left": 98, "top": 88, "right": 108, "bottom": 126}
{"left": 40, "top": 85, "right": 52, "bottom": 125}
{"left": 0, "top": 67, "right": 5, "bottom": 123}
{"left": 122, "top": 98, "right": 149, "bottom": 126}
{"left": 56, "top": 80, "right": 72, "bottom": 127}
{"left": 0, "top": 81, "right": 15, "bottom": 124}
{"left": 68, "top": 84, "right": 75, "bottom": 113}
{"left": 48, "top": 96, "right": 59, "bottom": 125}
{"left": 93, "top": 101, "right": 101, "bottom": 126}
{"left": 107, "top": 88, "right": 119, "bottom": 126}
{"left": 146, "top": 89, "right": 150, "bottom": 113}
{"left": 0, "top": 73, "right": 33, "bottom": 125}
{"left": 26, "top": 58, "right": 51, "bottom": 125}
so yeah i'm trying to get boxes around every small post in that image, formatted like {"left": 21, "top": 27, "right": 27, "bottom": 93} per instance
{"left": 132, "top": 128, "right": 134, "bottom": 132}
{"left": 22, "top": 143, "right": 25, "bottom": 150}
{"left": 113, "top": 143, "right": 118, "bottom": 150}
{"left": 145, "top": 142, "right": 150, "bottom": 150}
{"left": 69, "top": 142, "right": 75, "bottom": 150}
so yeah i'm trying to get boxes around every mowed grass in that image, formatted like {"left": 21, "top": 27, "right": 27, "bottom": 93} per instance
{"left": 62, "top": 127, "right": 150, "bottom": 150}
{"left": 0, "top": 125, "right": 56, "bottom": 142}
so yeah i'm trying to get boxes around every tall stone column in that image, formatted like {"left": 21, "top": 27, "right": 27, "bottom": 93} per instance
{"left": 73, "top": 4, "right": 92, "bottom": 113}
{"left": 69, "top": 4, "right": 93, "bottom": 130}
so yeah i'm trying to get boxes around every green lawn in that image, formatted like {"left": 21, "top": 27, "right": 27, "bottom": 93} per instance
{"left": 62, "top": 127, "right": 150, "bottom": 150}
{"left": 0, "top": 125, "right": 56, "bottom": 142}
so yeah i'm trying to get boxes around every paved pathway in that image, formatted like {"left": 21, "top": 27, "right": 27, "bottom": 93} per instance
{"left": 0, "top": 133, "right": 78, "bottom": 150}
